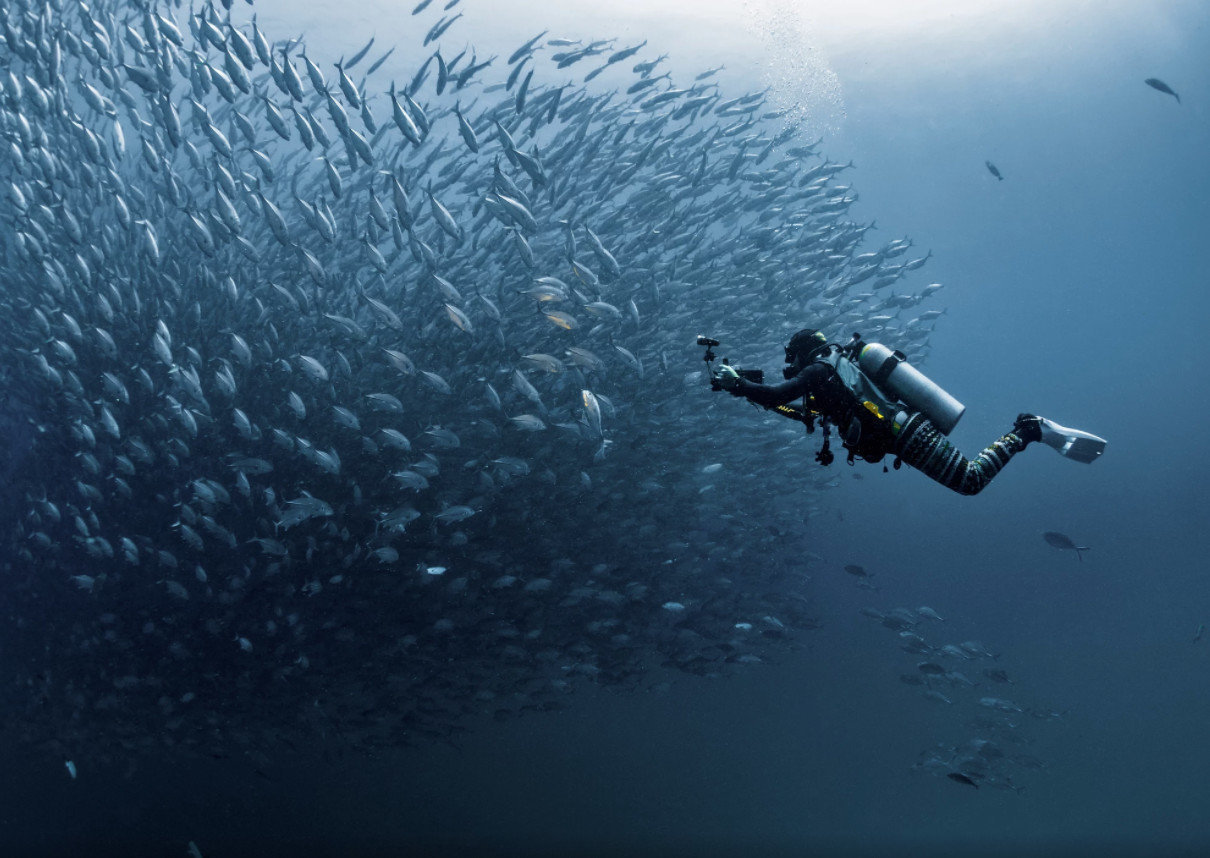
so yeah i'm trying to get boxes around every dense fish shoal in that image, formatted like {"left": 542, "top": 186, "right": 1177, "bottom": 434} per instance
{"left": 0, "top": 0, "right": 945, "bottom": 766}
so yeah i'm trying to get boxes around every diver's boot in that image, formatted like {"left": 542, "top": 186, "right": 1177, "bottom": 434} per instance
{"left": 1033, "top": 416, "right": 1107, "bottom": 464}
{"left": 1012, "top": 413, "right": 1043, "bottom": 445}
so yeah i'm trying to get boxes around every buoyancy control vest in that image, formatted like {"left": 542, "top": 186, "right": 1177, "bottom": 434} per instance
{"left": 814, "top": 347, "right": 905, "bottom": 463}
{"left": 770, "top": 340, "right": 964, "bottom": 465}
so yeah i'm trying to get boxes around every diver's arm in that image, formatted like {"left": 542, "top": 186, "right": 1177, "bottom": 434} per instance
{"left": 731, "top": 363, "right": 823, "bottom": 408}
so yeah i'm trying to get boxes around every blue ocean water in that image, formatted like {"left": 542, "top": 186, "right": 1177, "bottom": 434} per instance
{"left": 2, "top": 0, "right": 1208, "bottom": 856}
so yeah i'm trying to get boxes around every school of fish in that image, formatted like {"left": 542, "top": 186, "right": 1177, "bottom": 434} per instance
{"left": 0, "top": 0, "right": 952, "bottom": 769}
{"left": 855, "top": 600, "right": 1066, "bottom": 792}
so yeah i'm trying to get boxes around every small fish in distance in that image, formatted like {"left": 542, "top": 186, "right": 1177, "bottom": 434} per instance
{"left": 947, "top": 772, "right": 979, "bottom": 789}
{"left": 1144, "top": 78, "right": 1180, "bottom": 103}
{"left": 1043, "top": 531, "right": 1090, "bottom": 562}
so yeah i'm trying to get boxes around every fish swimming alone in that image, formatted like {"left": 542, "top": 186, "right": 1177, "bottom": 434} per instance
{"left": 985, "top": 161, "right": 1003, "bottom": 180}
{"left": 1042, "top": 531, "right": 1090, "bottom": 561}
{"left": 1144, "top": 78, "right": 1180, "bottom": 103}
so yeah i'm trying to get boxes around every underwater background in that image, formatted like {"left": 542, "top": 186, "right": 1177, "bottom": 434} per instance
{"left": 1, "top": 0, "right": 1207, "bottom": 855}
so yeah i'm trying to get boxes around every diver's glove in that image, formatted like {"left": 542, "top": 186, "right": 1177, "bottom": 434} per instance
{"left": 715, "top": 364, "right": 741, "bottom": 392}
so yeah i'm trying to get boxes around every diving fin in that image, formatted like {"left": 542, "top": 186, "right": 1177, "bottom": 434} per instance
{"left": 1038, "top": 418, "right": 1106, "bottom": 464}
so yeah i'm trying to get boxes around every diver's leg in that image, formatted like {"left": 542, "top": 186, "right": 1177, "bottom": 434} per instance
{"left": 893, "top": 414, "right": 1029, "bottom": 496}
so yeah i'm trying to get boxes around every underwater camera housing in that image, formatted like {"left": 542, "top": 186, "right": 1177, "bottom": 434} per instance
{"left": 698, "top": 336, "right": 763, "bottom": 390}
{"left": 710, "top": 364, "right": 764, "bottom": 391}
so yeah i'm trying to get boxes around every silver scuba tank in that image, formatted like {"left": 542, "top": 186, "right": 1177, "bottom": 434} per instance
{"left": 857, "top": 342, "right": 965, "bottom": 435}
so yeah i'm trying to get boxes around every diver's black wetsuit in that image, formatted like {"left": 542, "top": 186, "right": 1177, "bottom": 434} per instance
{"left": 731, "top": 362, "right": 852, "bottom": 415}
{"left": 730, "top": 360, "right": 1029, "bottom": 495}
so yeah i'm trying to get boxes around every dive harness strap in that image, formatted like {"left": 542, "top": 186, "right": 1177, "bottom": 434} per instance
{"left": 867, "top": 349, "right": 906, "bottom": 389}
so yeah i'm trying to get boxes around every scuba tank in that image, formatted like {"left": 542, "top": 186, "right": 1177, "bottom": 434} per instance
{"left": 857, "top": 342, "right": 965, "bottom": 435}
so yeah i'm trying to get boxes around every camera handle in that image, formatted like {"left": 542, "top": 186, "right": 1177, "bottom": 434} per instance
{"left": 698, "top": 336, "right": 719, "bottom": 383}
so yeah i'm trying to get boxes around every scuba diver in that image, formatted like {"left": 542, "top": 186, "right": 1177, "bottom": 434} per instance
{"left": 707, "top": 329, "right": 1105, "bottom": 496}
